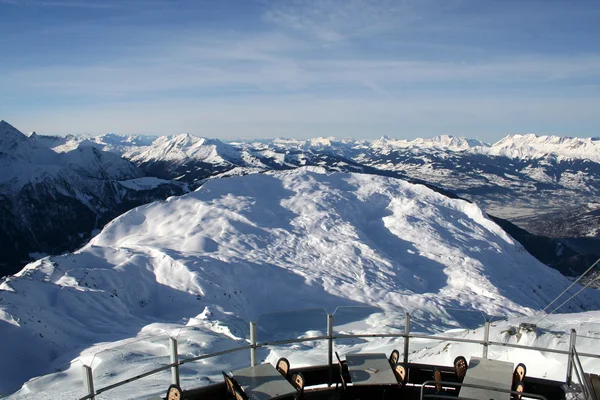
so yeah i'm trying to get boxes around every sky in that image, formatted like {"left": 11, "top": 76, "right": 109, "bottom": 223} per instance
{"left": 1, "top": 0, "right": 599, "bottom": 141}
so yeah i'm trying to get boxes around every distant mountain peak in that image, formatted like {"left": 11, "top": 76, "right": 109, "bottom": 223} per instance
{"left": 490, "top": 133, "right": 600, "bottom": 162}
{"left": 0, "top": 120, "right": 26, "bottom": 138}
{"left": 0, "top": 120, "right": 44, "bottom": 163}
{"left": 369, "top": 134, "right": 487, "bottom": 152}
{"left": 131, "top": 132, "right": 233, "bottom": 166}
{"left": 0, "top": 119, "right": 14, "bottom": 128}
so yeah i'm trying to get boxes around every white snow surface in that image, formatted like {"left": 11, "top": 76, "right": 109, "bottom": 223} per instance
{"left": 2, "top": 169, "right": 600, "bottom": 399}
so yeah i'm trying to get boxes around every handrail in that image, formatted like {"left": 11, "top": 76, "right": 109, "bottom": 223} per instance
{"left": 420, "top": 380, "right": 548, "bottom": 400}
{"left": 95, "top": 363, "right": 175, "bottom": 395}
{"left": 254, "top": 334, "right": 330, "bottom": 348}
{"left": 572, "top": 347, "right": 594, "bottom": 400}
{"left": 179, "top": 344, "right": 253, "bottom": 365}
{"left": 78, "top": 314, "right": 600, "bottom": 400}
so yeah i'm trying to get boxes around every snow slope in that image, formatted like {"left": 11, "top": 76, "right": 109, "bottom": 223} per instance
{"left": 2, "top": 169, "right": 600, "bottom": 398}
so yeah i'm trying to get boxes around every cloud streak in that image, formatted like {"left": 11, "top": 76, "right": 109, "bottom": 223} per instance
{"left": 3, "top": 31, "right": 599, "bottom": 97}
{"left": 264, "top": 0, "right": 458, "bottom": 42}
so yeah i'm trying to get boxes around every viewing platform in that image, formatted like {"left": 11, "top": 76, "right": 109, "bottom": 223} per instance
{"left": 40, "top": 307, "right": 600, "bottom": 400}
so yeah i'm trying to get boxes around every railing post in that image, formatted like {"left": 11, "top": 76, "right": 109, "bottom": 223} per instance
{"left": 403, "top": 312, "right": 411, "bottom": 364}
{"left": 327, "top": 313, "right": 334, "bottom": 387}
{"left": 482, "top": 320, "right": 490, "bottom": 359}
{"left": 169, "top": 337, "right": 180, "bottom": 387}
{"left": 250, "top": 321, "right": 257, "bottom": 367}
{"left": 82, "top": 365, "right": 95, "bottom": 400}
{"left": 566, "top": 328, "right": 577, "bottom": 385}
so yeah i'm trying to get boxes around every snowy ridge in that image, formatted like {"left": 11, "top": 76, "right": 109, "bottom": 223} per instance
{"left": 23, "top": 128, "right": 600, "bottom": 163}
{"left": 31, "top": 131, "right": 161, "bottom": 155}
{"left": 0, "top": 121, "right": 141, "bottom": 191}
{"left": 104, "top": 131, "right": 600, "bottom": 217}
{"left": 0, "top": 120, "right": 58, "bottom": 165}
{"left": 489, "top": 134, "right": 600, "bottom": 162}
{"left": 370, "top": 135, "right": 489, "bottom": 152}
{"left": 2, "top": 169, "right": 600, "bottom": 398}
{"left": 6, "top": 123, "right": 600, "bottom": 260}
{"left": 129, "top": 133, "right": 236, "bottom": 165}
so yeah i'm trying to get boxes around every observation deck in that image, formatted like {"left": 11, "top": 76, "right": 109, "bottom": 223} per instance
{"left": 31, "top": 307, "right": 600, "bottom": 400}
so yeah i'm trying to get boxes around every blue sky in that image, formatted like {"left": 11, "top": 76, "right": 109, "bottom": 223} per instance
{"left": 1, "top": 0, "right": 599, "bottom": 141}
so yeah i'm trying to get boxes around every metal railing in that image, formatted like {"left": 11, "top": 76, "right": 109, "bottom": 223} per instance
{"left": 571, "top": 347, "right": 595, "bottom": 400}
{"left": 75, "top": 311, "right": 600, "bottom": 400}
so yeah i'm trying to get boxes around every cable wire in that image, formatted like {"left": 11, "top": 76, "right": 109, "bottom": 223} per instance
{"left": 529, "top": 256, "right": 600, "bottom": 324}
{"left": 534, "top": 261, "right": 600, "bottom": 325}
{"left": 547, "top": 274, "right": 600, "bottom": 316}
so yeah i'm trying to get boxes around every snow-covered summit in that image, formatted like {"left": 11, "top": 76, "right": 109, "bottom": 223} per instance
{"left": 130, "top": 133, "right": 237, "bottom": 165}
{"left": 95, "top": 133, "right": 158, "bottom": 148}
{"left": 369, "top": 135, "right": 488, "bottom": 152}
{"left": 2, "top": 169, "right": 599, "bottom": 396}
{"left": 0, "top": 122, "right": 141, "bottom": 189}
{"left": 0, "top": 120, "right": 57, "bottom": 164}
{"left": 417, "top": 135, "right": 489, "bottom": 151}
{"left": 489, "top": 133, "right": 600, "bottom": 162}
{"left": 267, "top": 136, "right": 355, "bottom": 152}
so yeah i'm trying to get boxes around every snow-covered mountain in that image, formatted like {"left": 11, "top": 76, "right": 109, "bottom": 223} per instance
{"left": 367, "top": 135, "right": 488, "bottom": 152}
{"left": 92, "top": 131, "right": 600, "bottom": 247}
{"left": 5, "top": 122, "right": 600, "bottom": 279}
{"left": 94, "top": 132, "right": 600, "bottom": 217}
{"left": 489, "top": 134, "right": 600, "bottom": 162}
{"left": 0, "top": 121, "right": 187, "bottom": 276}
{"left": 2, "top": 169, "right": 600, "bottom": 398}
{"left": 0, "top": 122, "right": 58, "bottom": 165}
{"left": 126, "top": 133, "right": 371, "bottom": 186}
{"left": 126, "top": 134, "right": 250, "bottom": 183}
{"left": 31, "top": 131, "right": 161, "bottom": 155}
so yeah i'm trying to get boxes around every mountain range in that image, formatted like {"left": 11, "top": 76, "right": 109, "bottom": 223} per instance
{"left": 1, "top": 120, "right": 599, "bottom": 279}
{"left": 101, "top": 131, "right": 600, "bottom": 220}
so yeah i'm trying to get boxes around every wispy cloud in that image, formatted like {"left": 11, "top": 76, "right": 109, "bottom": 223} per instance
{"left": 263, "top": 0, "right": 456, "bottom": 42}
{"left": 3, "top": 30, "right": 599, "bottom": 98}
